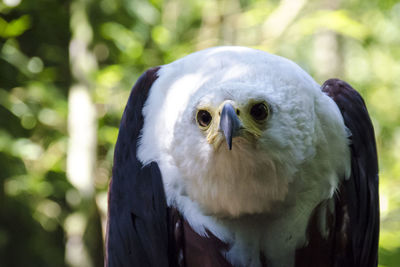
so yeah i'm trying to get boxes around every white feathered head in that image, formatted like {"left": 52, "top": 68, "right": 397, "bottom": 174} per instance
{"left": 138, "top": 47, "right": 350, "bottom": 217}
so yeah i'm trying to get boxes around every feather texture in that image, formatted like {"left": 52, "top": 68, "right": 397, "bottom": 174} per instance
{"left": 106, "top": 47, "right": 379, "bottom": 267}
{"left": 321, "top": 79, "right": 379, "bottom": 266}
{"left": 106, "top": 67, "right": 172, "bottom": 267}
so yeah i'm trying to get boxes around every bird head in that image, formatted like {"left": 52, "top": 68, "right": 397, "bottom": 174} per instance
{"left": 138, "top": 47, "right": 350, "bottom": 218}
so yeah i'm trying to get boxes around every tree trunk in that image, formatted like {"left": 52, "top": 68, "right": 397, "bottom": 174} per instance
{"left": 66, "top": 0, "right": 103, "bottom": 266}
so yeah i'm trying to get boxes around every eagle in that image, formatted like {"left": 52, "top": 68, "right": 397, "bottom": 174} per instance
{"left": 105, "top": 46, "right": 379, "bottom": 267}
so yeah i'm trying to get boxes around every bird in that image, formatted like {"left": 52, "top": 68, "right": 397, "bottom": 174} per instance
{"left": 105, "top": 46, "right": 379, "bottom": 267}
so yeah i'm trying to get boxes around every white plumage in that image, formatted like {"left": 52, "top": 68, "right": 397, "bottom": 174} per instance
{"left": 137, "top": 46, "right": 350, "bottom": 267}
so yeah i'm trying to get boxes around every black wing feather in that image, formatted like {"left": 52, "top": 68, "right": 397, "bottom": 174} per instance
{"left": 322, "top": 79, "right": 379, "bottom": 267}
{"left": 106, "top": 67, "right": 171, "bottom": 267}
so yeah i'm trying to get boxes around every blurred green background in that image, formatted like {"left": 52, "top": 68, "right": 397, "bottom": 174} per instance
{"left": 0, "top": 0, "right": 399, "bottom": 266}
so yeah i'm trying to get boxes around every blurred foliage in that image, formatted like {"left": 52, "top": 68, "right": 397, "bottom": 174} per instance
{"left": 0, "top": 0, "right": 399, "bottom": 266}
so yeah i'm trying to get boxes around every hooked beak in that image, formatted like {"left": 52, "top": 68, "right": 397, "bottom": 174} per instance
{"left": 219, "top": 103, "right": 241, "bottom": 150}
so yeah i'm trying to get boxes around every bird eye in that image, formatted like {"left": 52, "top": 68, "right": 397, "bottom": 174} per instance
{"left": 250, "top": 103, "right": 269, "bottom": 121}
{"left": 197, "top": 110, "right": 212, "bottom": 128}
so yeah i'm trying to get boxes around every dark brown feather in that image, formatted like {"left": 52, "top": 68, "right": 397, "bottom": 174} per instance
{"left": 169, "top": 208, "right": 233, "bottom": 267}
{"left": 322, "top": 79, "right": 379, "bottom": 267}
{"left": 106, "top": 68, "right": 172, "bottom": 267}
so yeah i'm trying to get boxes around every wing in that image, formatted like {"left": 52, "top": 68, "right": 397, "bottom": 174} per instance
{"left": 322, "top": 79, "right": 379, "bottom": 266}
{"left": 105, "top": 67, "right": 172, "bottom": 267}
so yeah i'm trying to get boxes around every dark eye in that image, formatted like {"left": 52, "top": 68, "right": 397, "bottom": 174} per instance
{"left": 250, "top": 103, "right": 269, "bottom": 121}
{"left": 197, "top": 110, "right": 212, "bottom": 127}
